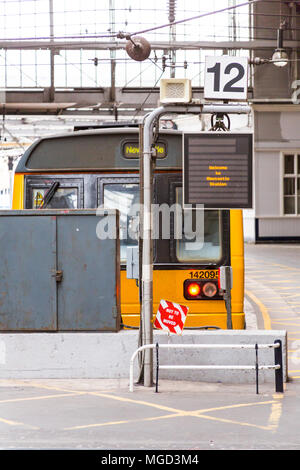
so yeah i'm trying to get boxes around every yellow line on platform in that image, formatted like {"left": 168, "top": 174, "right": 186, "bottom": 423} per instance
{"left": 270, "top": 263, "right": 300, "bottom": 272}
{"left": 0, "top": 416, "right": 39, "bottom": 429}
{"left": 267, "top": 394, "right": 283, "bottom": 433}
{"left": 273, "top": 318, "right": 300, "bottom": 321}
{"left": 65, "top": 400, "right": 279, "bottom": 432}
{"left": 265, "top": 280, "right": 297, "bottom": 284}
{"left": 0, "top": 416, "right": 24, "bottom": 426}
{"left": 245, "top": 290, "right": 271, "bottom": 330}
{"left": 0, "top": 392, "right": 85, "bottom": 404}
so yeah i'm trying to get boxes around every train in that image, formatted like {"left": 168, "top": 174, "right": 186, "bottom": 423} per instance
{"left": 12, "top": 126, "right": 245, "bottom": 329}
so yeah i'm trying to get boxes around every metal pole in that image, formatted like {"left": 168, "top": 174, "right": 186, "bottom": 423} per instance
{"left": 168, "top": 0, "right": 176, "bottom": 78}
{"left": 8, "top": 156, "right": 13, "bottom": 208}
{"left": 255, "top": 343, "right": 259, "bottom": 394}
{"left": 142, "top": 106, "right": 164, "bottom": 387}
{"left": 141, "top": 103, "right": 250, "bottom": 387}
{"left": 225, "top": 267, "right": 232, "bottom": 330}
{"left": 155, "top": 342, "right": 159, "bottom": 393}
{"left": 137, "top": 124, "right": 144, "bottom": 384}
{"left": 274, "top": 339, "right": 284, "bottom": 393}
{"left": 109, "top": 0, "right": 116, "bottom": 109}
{"left": 49, "top": 0, "right": 55, "bottom": 102}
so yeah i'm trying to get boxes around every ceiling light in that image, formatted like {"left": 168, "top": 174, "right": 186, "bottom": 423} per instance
{"left": 272, "top": 25, "right": 288, "bottom": 67}
{"left": 272, "top": 49, "right": 288, "bottom": 67}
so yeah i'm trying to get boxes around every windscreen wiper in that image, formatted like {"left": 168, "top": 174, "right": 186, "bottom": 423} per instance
{"left": 39, "top": 182, "right": 60, "bottom": 208}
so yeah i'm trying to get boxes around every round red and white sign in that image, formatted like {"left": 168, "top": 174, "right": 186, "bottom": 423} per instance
{"left": 154, "top": 299, "right": 189, "bottom": 335}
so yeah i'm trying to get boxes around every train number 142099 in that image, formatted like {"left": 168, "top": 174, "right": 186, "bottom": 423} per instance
{"left": 189, "top": 270, "right": 218, "bottom": 279}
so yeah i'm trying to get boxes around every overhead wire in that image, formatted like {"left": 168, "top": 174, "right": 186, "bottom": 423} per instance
{"left": 132, "top": 68, "right": 165, "bottom": 119}
{"left": 0, "top": 0, "right": 278, "bottom": 42}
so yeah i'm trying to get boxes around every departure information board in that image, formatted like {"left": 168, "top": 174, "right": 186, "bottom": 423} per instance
{"left": 183, "top": 133, "right": 253, "bottom": 209}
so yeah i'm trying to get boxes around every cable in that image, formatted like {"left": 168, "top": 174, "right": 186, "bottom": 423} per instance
{"left": 123, "top": 60, "right": 157, "bottom": 88}
{"left": 0, "top": 0, "right": 265, "bottom": 42}
{"left": 119, "top": 0, "right": 263, "bottom": 37}
{"left": 132, "top": 68, "right": 165, "bottom": 120}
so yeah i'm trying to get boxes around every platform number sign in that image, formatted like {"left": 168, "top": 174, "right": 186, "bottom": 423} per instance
{"left": 204, "top": 56, "right": 248, "bottom": 101}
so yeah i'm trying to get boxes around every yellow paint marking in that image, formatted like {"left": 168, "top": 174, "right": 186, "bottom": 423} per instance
{"left": 0, "top": 416, "right": 24, "bottom": 426}
{"left": 1, "top": 381, "right": 284, "bottom": 434}
{"left": 192, "top": 400, "right": 277, "bottom": 415}
{"left": 273, "top": 318, "right": 300, "bottom": 322}
{"left": 264, "top": 280, "right": 297, "bottom": 284}
{"left": 89, "top": 392, "right": 184, "bottom": 414}
{"left": 270, "top": 263, "right": 300, "bottom": 272}
{"left": 0, "top": 381, "right": 280, "bottom": 426}
{"left": 0, "top": 392, "right": 85, "bottom": 404}
{"left": 1, "top": 380, "right": 87, "bottom": 395}
{"left": 272, "top": 322, "right": 300, "bottom": 327}
{"left": 246, "top": 270, "right": 276, "bottom": 274}
{"left": 245, "top": 290, "right": 271, "bottom": 330}
{"left": 0, "top": 382, "right": 182, "bottom": 415}
{"left": 65, "top": 399, "right": 280, "bottom": 432}
{"left": 65, "top": 419, "right": 136, "bottom": 430}
{"left": 267, "top": 394, "right": 283, "bottom": 433}
{"left": 259, "top": 309, "right": 294, "bottom": 312}
{"left": 273, "top": 286, "right": 300, "bottom": 290}
{"left": 0, "top": 416, "right": 39, "bottom": 429}
{"left": 193, "top": 413, "right": 271, "bottom": 431}
{"left": 65, "top": 413, "right": 184, "bottom": 431}
{"left": 284, "top": 331, "right": 300, "bottom": 334}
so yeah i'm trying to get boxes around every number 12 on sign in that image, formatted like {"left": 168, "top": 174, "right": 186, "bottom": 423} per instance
{"left": 204, "top": 56, "right": 248, "bottom": 101}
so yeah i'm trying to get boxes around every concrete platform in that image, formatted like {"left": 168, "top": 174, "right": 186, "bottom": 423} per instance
{"left": 0, "top": 329, "right": 287, "bottom": 384}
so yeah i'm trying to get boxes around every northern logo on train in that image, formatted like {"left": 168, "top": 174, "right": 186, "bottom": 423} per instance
{"left": 154, "top": 300, "right": 189, "bottom": 335}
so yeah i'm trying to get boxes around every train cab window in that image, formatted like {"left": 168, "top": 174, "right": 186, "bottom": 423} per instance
{"left": 32, "top": 187, "right": 78, "bottom": 209}
{"left": 103, "top": 182, "right": 139, "bottom": 262}
{"left": 25, "top": 176, "right": 84, "bottom": 209}
{"left": 175, "top": 187, "right": 222, "bottom": 262}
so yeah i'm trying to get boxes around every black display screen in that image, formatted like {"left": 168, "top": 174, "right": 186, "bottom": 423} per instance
{"left": 183, "top": 133, "right": 253, "bottom": 209}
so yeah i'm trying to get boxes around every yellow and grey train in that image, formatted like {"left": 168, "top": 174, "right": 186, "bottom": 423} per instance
{"left": 12, "top": 127, "right": 245, "bottom": 329}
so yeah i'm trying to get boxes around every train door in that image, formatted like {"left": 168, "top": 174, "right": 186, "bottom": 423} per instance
{"left": 97, "top": 176, "right": 140, "bottom": 322}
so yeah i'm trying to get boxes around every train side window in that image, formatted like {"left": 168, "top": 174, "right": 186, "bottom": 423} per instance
{"left": 175, "top": 187, "right": 222, "bottom": 262}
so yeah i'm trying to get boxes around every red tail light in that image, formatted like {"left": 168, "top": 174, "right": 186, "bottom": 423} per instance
{"left": 184, "top": 280, "right": 202, "bottom": 300}
{"left": 187, "top": 282, "right": 201, "bottom": 297}
{"left": 184, "top": 279, "right": 222, "bottom": 300}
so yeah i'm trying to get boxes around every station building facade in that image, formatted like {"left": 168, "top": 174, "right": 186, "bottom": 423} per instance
{"left": 253, "top": 104, "right": 300, "bottom": 242}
